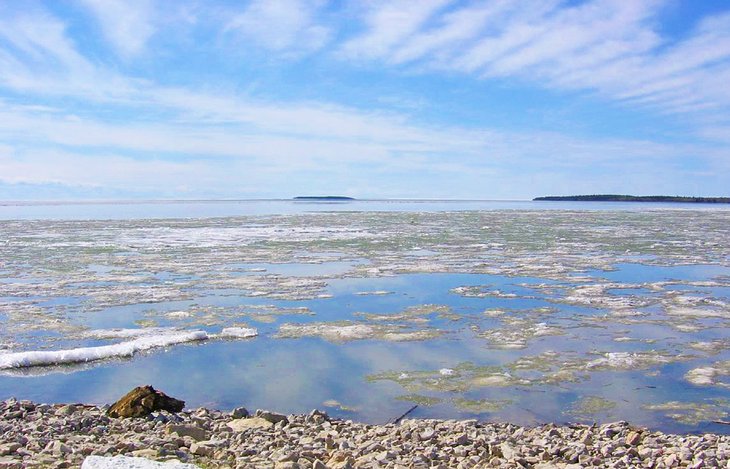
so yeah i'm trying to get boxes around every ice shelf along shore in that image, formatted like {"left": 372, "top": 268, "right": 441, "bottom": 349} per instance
{"left": 1, "top": 208, "right": 730, "bottom": 432}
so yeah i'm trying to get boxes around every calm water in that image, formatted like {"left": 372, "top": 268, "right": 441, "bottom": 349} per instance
{"left": 1, "top": 201, "right": 730, "bottom": 434}
{"left": 2, "top": 198, "right": 729, "bottom": 220}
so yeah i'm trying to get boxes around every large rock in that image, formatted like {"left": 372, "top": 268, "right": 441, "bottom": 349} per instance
{"left": 227, "top": 417, "right": 274, "bottom": 431}
{"left": 165, "top": 424, "right": 208, "bottom": 441}
{"left": 107, "top": 386, "right": 185, "bottom": 418}
{"left": 255, "top": 409, "right": 288, "bottom": 425}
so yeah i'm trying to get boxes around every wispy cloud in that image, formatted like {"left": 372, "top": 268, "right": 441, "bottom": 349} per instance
{"left": 0, "top": 1, "right": 728, "bottom": 199}
{"left": 0, "top": 7, "right": 139, "bottom": 99}
{"left": 78, "top": 0, "right": 156, "bottom": 58}
{"left": 339, "top": 0, "right": 452, "bottom": 60}
{"left": 224, "top": 0, "right": 331, "bottom": 55}
{"left": 341, "top": 0, "right": 730, "bottom": 116}
{"left": 1, "top": 91, "right": 724, "bottom": 198}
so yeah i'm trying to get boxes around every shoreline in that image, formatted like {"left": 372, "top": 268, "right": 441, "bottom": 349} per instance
{"left": 1, "top": 398, "right": 727, "bottom": 468}
{"left": 533, "top": 195, "right": 730, "bottom": 204}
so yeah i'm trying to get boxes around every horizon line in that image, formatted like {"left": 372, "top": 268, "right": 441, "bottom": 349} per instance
{"left": 0, "top": 198, "right": 534, "bottom": 206}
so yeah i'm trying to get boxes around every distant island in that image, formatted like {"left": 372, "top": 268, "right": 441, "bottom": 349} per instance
{"left": 293, "top": 196, "right": 355, "bottom": 201}
{"left": 534, "top": 194, "right": 730, "bottom": 203}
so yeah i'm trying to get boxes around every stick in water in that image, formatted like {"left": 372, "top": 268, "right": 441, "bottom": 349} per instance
{"left": 391, "top": 405, "right": 418, "bottom": 424}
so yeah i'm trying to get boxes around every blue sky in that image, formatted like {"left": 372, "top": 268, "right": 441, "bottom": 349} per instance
{"left": 0, "top": 0, "right": 729, "bottom": 200}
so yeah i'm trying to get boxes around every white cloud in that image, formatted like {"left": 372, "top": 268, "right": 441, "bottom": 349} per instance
{"left": 387, "top": 0, "right": 516, "bottom": 65}
{"left": 341, "top": 0, "right": 730, "bottom": 117}
{"left": 0, "top": 2, "right": 728, "bottom": 199}
{"left": 339, "top": 0, "right": 453, "bottom": 60}
{"left": 0, "top": 9, "right": 140, "bottom": 99}
{"left": 0, "top": 93, "right": 724, "bottom": 195}
{"left": 78, "top": 0, "right": 156, "bottom": 58}
{"left": 225, "top": 0, "right": 330, "bottom": 54}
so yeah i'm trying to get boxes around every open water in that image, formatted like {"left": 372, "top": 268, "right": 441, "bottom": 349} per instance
{"left": 1, "top": 200, "right": 729, "bottom": 434}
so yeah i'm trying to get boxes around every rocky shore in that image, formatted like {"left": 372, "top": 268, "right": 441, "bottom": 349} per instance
{"left": 1, "top": 397, "right": 728, "bottom": 469}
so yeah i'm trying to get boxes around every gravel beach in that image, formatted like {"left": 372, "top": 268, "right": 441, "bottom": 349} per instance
{"left": 1, "top": 398, "right": 728, "bottom": 468}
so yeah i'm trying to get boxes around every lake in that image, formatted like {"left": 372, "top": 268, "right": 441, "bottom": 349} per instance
{"left": 1, "top": 200, "right": 730, "bottom": 434}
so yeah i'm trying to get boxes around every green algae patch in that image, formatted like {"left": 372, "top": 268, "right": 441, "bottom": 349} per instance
{"left": 366, "top": 362, "right": 526, "bottom": 395}
{"left": 356, "top": 304, "right": 452, "bottom": 323}
{"left": 451, "top": 286, "right": 522, "bottom": 299}
{"left": 566, "top": 396, "right": 617, "bottom": 418}
{"left": 322, "top": 399, "right": 358, "bottom": 412}
{"left": 133, "top": 319, "right": 159, "bottom": 328}
{"left": 395, "top": 394, "right": 443, "bottom": 407}
{"left": 453, "top": 398, "right": 512, "bottom": 413}
{"left": 475, "top": 318, "right": 564, "bottom": 349}
{"left": 645, "top": 400, "right": 730, "bottom": 425}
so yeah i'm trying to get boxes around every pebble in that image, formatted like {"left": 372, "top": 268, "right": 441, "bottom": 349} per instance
{"left": 0, "top": 398, "right": 729, "bottom": 468}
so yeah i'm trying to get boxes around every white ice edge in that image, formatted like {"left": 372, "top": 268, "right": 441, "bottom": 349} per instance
{"left": 218, "top": 327, "right": 259, "bottom": 339}
{"left": 0, "top": 327, "right": 258, "bottom": 370}
{"left": 81, "top": 327, "right": 179, "bottom": 339}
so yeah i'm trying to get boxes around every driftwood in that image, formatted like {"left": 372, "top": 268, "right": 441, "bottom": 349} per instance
{"left": 391, "top": 405, "right": 418, "bottom": 424}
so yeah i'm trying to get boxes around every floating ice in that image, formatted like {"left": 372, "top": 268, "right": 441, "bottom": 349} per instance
{"left": 277, "top": 323, "right": 377, "bottom": 342}
{"left": 82, "top": 328, "right": 173, "bottom": 339}
{"left": 585, "top": 351, "right": 675, "bottom": 370}
{"left": 166, "top": 311, "right": 192, "bottom": 319}
{"left": 586, "top": 352, "right": 637, "bottom": 369}
{"left": 0, "top": 330, "right": 209, "bottom": 370}
{"left": 218, "top": 327, "right": 258, "bottom": 339}
{"left": 2, "top": 208, "right": 730, "bottom": 423}
{"left": 276, "top": 321, "right": 442, "bottom": 343}
{"left": 477, "top": 320, "right": 563, "bottom": 349}
{"left": 685, "top": 367, "right": 718, "bottom": 386}
{"left": 381, "top": 330, "right": 444, "bottom": 341}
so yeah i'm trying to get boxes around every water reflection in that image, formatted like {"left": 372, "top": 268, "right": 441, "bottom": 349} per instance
{"left": 2, "top": 255, "right": 730, "bottom": 434}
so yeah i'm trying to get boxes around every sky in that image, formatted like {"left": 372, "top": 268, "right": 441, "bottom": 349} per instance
{"left": 0, "top": 0, "right": 729, "bottom": 200}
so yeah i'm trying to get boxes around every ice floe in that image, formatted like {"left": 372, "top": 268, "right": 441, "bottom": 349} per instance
{"left": 2, "top": 209, "right": 730, "bottom": 423}
{"left": 585, "top": 351, "right": 677, "bottom": 370}
{"left": 476, "top": 320, "right": 563, "bottom": 349}
{"left": 685, "top": 362, "right": 730, "bottom": 388}
{"left": 275, "top": 322, "right": 443, "bottom": 343}
{"left": 218, "top": 327, "right": 258, "bottom": 339}
{"left": 277, "top": 323, "right": 377, "bottom": 342}
{"left": 0, "top": 326, "right": 258, "bottom": 370}
{"left": 0, "top": 330, "right": 209, "bottom": 370}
